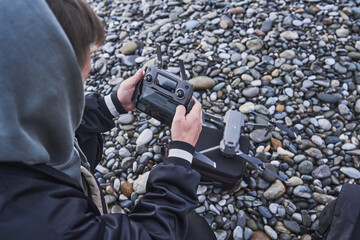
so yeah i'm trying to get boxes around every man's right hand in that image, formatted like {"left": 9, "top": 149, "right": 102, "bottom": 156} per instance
{"left": 171, "top": 98, "right": 203, "bottom": 147}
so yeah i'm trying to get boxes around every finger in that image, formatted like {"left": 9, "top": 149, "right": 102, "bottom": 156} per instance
{"left": 123, "top": 69, "right": 144, "bottom": 87}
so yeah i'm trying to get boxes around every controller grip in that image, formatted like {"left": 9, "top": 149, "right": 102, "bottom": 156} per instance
{"left": 185, "top": 99, "right": 195, "bottom": 115}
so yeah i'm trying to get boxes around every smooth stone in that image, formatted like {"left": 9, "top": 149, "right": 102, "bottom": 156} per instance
{"left": 263, "top": 180, "right": 285, "bottom": 200}
{"left": 277, "top": 147, "right": 295, "bottom": 158}
{"left": 120, "top": 181, "right": 133, "bottom": 198}
{"left": 318, "top": 118, "right": 332, "bottom": 131}
{"left": 269, "top": 203, "right": 279, "bottom": 215}
{"left": 179, "top": 52, "right": 196, "bottom": 63}
{"left": 105, "top": 195, "right": 117, "bottom": 205}
{"left": 261, "top": 20, "right": 272, "bottom": 33}
{"left": 228, "top": 7, "right": 245, "bottom": 14}
{"left": 118, "top": 114, "right": 134, "bottom": 125}
{"left": 280, "top": 31, "right": 299, "bottom": 40}
{"left": 237, "top": 210, "right": 247, "bottom": 229}
{"left": 250, "top": 231, "right": 270, "bottom": 240}
{"left": 339, "top": 104, "right": 353, "bottom": 120}
{"left": 342, "top": 143, "right": 356, "bottom": 151}
{"left": 102, "top": 42, "right": 115, "bottom": 54}
{"left": 317, "top": 93, "right": 340, "bottom": 103}
{"left": 246, "top": 39, "right": 264, "bottom": 51}
{"left": 298, "top": 160, "right": 314, "bottom": 175}
{"left": 114, "top": 178, "right": 121, "bottom": 192}
{"left": 133, "top": 171, "right": 150, "bottom": 194}
{"left": 336, "top": 28, "right": 349, "bottom": 37}
{"left": 239, "top": 102, "right": 255, "bottom": 113}
{"left": 280, "top": 50, "right": 296, "bottom": 60}
{"left": 334, "top": 63, "right": 347, "bottom": 74}
{"left": 120, "top": 41, "right": 138, "bottom": 55}
{"left": 243, "top": 87, "right": 260, "bottom": 98}
{"left": 212, "top": 83, "right": 225, "bottom": 92}
{"left": 293, "top": 185, "right": 312, "bottom": 198}
{"left": 275, "top": 222, "right": 291, "bottom": 234}
{"left": 95, "top": 165, "right": 109, "bottom": 175}
{"left": 325, "top": 136, "right": 342, "bottom": 144}
{"left": 340, "top": 167, "right": 360, "bottom": 179}
{"left": 258, "top": 206, "right": 272, "bottom": 218}
{"left": 121, "top": 55, "right": 138, "bottom": 66}
{"left": 183, "top": 20, "right": 198, "bottom": 30}
{"left": 283, "top": 220, "right": 301, "bottom": 234}
{"left": 312, "top": 192, "right": 336, "bottom": 204}
{"left": 305, "top": 148, "right": 323, "bottom": 159}
{"left": 312, "top": 165, "right": 331, "bottom": 179}
{"left": 108, "top": 77, "right": 123, "bottom": 86}
{"left": 355, "top": 99, "right": 360, "bottom": 113}
{"left": 264, "top": 226, "right": 277, "bottom": 240}
{"left": 119, "top": 147, "right": 131, "bottom": 158}
{"left": 233, "top": 226, "right": 244, "bottom": 240}
{"left": 189, "top": 76, "right": 216, "bottom": 89}
{"left": 136, "top": 129, "right": 153, "bottom": 146}
{"left": 250, "top": 129, "right": 272, "bottom": 143}
{"left": 286, "top": 176, "right": 303, "bottom": 186}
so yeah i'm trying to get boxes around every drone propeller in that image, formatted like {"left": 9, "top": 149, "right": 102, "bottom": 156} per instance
{"left": 236, "top": 152, "right": 289, "bottom": 183}
{"left": 250, "top": 110, "right": 297, "bottom": 139}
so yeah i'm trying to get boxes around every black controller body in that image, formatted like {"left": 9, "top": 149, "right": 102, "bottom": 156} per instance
{"left": 132, "top": 66, "right": 194, "bottom": 125}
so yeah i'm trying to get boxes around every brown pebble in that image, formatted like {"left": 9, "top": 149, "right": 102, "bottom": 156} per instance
{"left": 322, "top": 18, "right": 333, "bottom": 25}
{"left": 120, "top": 181, "right": 133, "bottom": 198}
{"left": 301, "top": 234, "right": 312, "bottom": 240}
{"left": 195, "top": 44, "right": 202, "bottom": 50}
{"left": 106, "top": 185, "right": 115, "bottom": 195}
{"left": 263, "top": 75, "right": 272, "bottom": 81}
{"left": 263, "top": 145, "right": 271, "bottom": 152}
{"left": 217, "top": 91, "right": 223, "bottom": 99}
{"left": 295, "top": 8, "right": 304, "bottom": 13}
{"left": 276, "top": 105, "right": 285, "bottom": 112}
{"left": 271, "top": 138, "right": 282, "bottom": 150}
{"left": 339, "top": 173, "right": 345, "bottom": 181}
{"left": 310, "top": 5, "right": 321, "bottom": 13}
{"left": 228, "top": 7, "right": 245, "bottom": 14}
{"left": 250, "top": 231, "right": 270, "bottom": 240}
{"left": 220, "top": 20, "right": 229, "bottom": 29}
{"left": 147, "top": 163, "right": 154, "bottom": 169}
{"left": 228, "top": 71, "right": 234, "bottom": 78}
{"left": 254, "top": 29, "right": 265, "bottom": 36}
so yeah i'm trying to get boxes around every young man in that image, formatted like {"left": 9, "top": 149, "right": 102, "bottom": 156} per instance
{"left": 0, "top": 0, "right": 215, "bottom": 239}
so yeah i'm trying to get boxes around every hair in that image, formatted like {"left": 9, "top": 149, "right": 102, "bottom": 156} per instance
{"left": 45, "top": 0, "right": 105, "bottom": 68}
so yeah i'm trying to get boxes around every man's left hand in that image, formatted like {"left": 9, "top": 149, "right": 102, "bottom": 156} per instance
{"left": 117, "top": 69, "right": 145, "bottom": 111}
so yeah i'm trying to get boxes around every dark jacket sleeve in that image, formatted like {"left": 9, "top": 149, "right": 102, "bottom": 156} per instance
{"left": 100, "top": 161, "right": 201, "bottom": 240}
{"left": 0, "top": 150, "right": 200, "bottom": 240}
{"left": 75, "top": 92, "right": 126, "bottom": 171}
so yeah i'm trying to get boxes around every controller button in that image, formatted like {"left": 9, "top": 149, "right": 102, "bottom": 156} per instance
{"left": 185, "top": 85, "right": 189, "bottom": 89}
{"left": 145, "top": 74, "right": 152, "bottom": 82}
{"left": 176, "top": 89, "right": 184, "bottom": 98}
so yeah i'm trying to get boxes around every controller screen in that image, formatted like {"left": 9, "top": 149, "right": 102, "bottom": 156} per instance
{"left": 156, "top": 73, "right": 177, "bottom": 93}
{"left": 138, "top": 87, "right": 178, "bottom": 120}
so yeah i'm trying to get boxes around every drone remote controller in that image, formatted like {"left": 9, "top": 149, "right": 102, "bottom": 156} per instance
{"left": 132, "top": 45, "right": 194, "bottom": 125}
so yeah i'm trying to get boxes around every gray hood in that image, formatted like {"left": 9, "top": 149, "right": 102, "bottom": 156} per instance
{"left": 0, "top": 0, "right": 85, "bottom": 184}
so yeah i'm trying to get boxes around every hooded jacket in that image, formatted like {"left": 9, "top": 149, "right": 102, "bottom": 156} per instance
{"left": 0, "top": 0, "right": 202, "bottom": 239}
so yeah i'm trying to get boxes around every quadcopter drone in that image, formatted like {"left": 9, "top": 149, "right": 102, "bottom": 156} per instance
{"left": 190, "top": 109, "right": 296, "bottom": 189}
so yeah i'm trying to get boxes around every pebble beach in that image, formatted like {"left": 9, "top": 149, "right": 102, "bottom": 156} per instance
{"left": 85, "top": 0, "right": 360, "bottom": 239}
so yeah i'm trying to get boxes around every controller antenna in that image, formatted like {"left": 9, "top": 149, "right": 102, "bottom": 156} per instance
{"left": 179, "top": 59, "right": 187, "bottom": 80}
{"left": 156, "top": 44, "right": 162, "bottom": 69}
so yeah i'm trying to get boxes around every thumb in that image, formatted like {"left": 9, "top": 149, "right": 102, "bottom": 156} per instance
{"left": 174, "top": 105, "right": 186, "bottom": 120}
{"left": 124, "top": 69, "right": 144, "bottom": 87}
